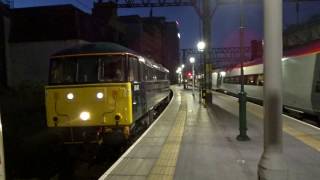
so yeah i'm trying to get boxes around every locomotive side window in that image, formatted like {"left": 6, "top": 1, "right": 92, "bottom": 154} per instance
{"left": 147, "top": 66, "right": 153, "bottom": 80}
{"left": 50, "top": 58, "right": 77, "bottom": 84}
{"left": 158, "top": 71, "right": 165, "bottom": 80}
{"left": 128, "top": 57, "right": 139, "bottom": 81}
{"left": 139, "top": 62, "right": 144, "bottom": 81}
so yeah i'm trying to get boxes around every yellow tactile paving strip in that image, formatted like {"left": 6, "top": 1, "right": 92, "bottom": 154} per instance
{"left": 283, "top": 126, "right": 320, "bottom": 151}
{"left": 147, "top": 96, "right": 187, "bottom": 180}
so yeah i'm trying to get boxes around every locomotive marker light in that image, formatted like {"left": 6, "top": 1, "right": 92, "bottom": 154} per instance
{"left": 258, "top": 0, "right": 288, "bottom": 179}
{"left": 237, "top": 0, "right": 250, "bottom": 141}
{"left": 66, "top": 92, "right": 74, "bottom": 100}
{"left": 80, "top": 112, "right": 90, "bottom": 121}
{"left": 96, "top": 92, "right": 104, "bottom": 99}
{"left": 189, "top": 57, "right": 195, "bottom": 96}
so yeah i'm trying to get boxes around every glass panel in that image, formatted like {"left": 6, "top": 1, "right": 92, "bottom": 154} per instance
{"left": 246, "top": 75, "right": 257, "bottom": 85}
{"left": 129, "top": 57, "right": 139, "bottom": 81}
{"left": 139, "top": 62, "right": 144, "bottom": 81}
{"left": 257, "top": 74, "right": 264, "bottom": 86}
{"left": 77, "top": 57, "right": 98, "bottom": 83}
{"left": 99, "top": 56, "right": 125, "bottom": 82}
{"left": 50, "top": 59, "right": 76, "bottom": 84}
{"left": 49, "top": 55, "right": 126, "bottom": 84}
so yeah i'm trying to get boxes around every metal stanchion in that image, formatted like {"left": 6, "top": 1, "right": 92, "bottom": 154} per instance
{"left": 258, "top": 0, "right": 288, "bottom": 179}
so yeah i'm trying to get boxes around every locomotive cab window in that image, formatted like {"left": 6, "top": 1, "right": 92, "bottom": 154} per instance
{"left": 78, "top": 57, "right": 99, "bottom": 83}
{"left": 98, "top": 55, "right": 125, "bottom": 82}
{"left": 50, "top": 58, "right": 77, "bottom": 84}
{"left": 49, "top": 55, "right": 126, "bottom": 84}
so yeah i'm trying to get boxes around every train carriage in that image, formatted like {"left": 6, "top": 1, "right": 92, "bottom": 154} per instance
{"left": 212, "top": 48, "right": 320, "bottom": 120}
{"left": 45, "top": 42, "right": 170, "bottom": 143}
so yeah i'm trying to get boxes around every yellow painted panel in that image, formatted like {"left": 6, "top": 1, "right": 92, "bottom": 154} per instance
{"left": 45, "top": 83, "right": 132, "bottom": 127}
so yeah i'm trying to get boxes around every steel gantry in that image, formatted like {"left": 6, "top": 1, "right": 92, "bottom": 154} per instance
{"left": 181, "top": 46, "right": 252, "bottom": 69}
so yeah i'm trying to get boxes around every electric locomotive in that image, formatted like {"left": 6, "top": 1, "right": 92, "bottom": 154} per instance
{"left": 45, "top": 42, "right": 170, "bottom": 143}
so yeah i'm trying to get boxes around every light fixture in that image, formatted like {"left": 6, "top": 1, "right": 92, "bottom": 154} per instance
{"left": 66, "top": 93, "right": 74, "bottom": 100}
{"left": 189, "top": 57, "right": 195, "bottom": 64}
{"left": 80, "top": 112, "right": 90, "bottom": 121}
{"left": 96, "top": 92, "right": 104, "bottom": 99}
{"left": 197, "top": 41, "right": 206, "bottom": 52}
{"left": 220, "top": 71, "right": 226, "bottom": 77}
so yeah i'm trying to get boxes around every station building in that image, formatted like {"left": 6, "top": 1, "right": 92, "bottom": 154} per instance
{"left": 2, "top": 1, "right": 180, "bottom": 88}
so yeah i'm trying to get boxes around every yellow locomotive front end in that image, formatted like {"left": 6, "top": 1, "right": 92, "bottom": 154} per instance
{"left": 45, "top": 83, "right": 133, "bottom": 140}
{"left": 45, "top": 43, "right": 139, "bottom": 143}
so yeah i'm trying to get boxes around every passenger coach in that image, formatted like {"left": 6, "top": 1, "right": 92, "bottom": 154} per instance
{"left": 45, "top": 42, "right": 170, "bottom": 143}
{"left": 212, "top": 47, "right": 320, "bottom": 120}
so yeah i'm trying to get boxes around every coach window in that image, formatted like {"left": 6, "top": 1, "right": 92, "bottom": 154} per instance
{"left": 223, "top": 77, "right": 228, "bottom": 83}
{"left": 246, "top": 75, "right": 256, "bottom": 85}
{"left": 257, "top": 74, "right": 264, "bottom": 86}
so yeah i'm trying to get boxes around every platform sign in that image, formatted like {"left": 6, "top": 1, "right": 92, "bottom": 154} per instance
{"left": 0, "top": 113, "right": 5, "bottom": 180}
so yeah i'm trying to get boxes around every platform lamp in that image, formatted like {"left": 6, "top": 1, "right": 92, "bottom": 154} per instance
{"left": 181, "top": 64, "right": 185, "bottom": 88}
{"left": 197, "top": 41, "right": 205, "bottom": 103}
{"left": 237, "top": 0, "right": 250, "bottom": 141}
{"left": 189, "top": 57, "right": 195, "bottom": 96}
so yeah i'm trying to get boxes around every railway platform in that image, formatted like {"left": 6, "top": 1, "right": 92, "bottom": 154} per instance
{"left": 99, "top": 85, "right": 320, "bottom": 180}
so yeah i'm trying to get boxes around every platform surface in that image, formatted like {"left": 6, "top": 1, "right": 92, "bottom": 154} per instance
{"left": 99, "top": 85, "right": 320, "bottom": 180}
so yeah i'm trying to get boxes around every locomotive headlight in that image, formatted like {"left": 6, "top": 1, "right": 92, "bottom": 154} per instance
{"left": 80, "top": 112, "right": 90, "bottom": 121}
{"left": 66, "top": 93, "right": 74, "bottom": 100}
{"left": 96, "top": 92, "right": 104, "bottom": 99}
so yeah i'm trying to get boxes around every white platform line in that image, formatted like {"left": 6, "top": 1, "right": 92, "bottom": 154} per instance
{"left": 213, "top": 91, "right": 320, "bottom": 131}
{"left": 98, "top": 93, "right": 175, "bottom": 180}
{"left": 282, "top": 114, "right": 320, "bottom": 131}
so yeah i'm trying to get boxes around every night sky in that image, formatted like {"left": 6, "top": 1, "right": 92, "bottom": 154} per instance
{"left": 13, "top": 0, "right": 320, "bottom": 49}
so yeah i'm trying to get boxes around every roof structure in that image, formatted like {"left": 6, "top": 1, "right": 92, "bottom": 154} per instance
{"left": 51, "top": 42, "right": 169, "bottom": 73}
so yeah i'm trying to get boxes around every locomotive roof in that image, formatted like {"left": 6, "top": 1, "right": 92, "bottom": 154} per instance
{"left": 52, "top": 42, "right": 136, "bottom": 57}
{"left": 51, "top": 42, "right": 169, "bottom": 73}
